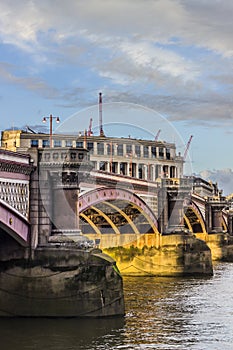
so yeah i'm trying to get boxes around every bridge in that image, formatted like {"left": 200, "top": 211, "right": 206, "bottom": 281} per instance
{"left": 1, "top": 146, "right": 233, "bottom": 269}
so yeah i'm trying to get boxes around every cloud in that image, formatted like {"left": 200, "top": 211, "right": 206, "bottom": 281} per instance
{"left": 199, "top": 169, "right": 233, "bottom": 196}
{"left": 0, "top": 0, "right": 232, "bottom": 56}
{"left": 0, "top": 0, "right": 232, "bottom": 126}
{"left": 95, "top": 39, "right": 199, "bottom": 83}
{"left": 0, "top": 62, "right": 60, "bottom": 98}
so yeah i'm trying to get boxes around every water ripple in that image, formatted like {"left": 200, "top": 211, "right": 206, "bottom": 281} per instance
{"left": 1, "top": 262, "right": 233, "bottom": 349}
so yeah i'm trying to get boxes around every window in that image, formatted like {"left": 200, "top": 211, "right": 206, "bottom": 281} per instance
{"left": 166, "top": 148, "right": 171, "bottom": 160}
{"left": 135, "top": 145, "right": 141, "bottom": 157}
{"left": 163, "top": 165, "right": 169, "bottom": 177}
{"left": 42, "top": 140, "right": 49, "bottom": 148}
{"left": 99, "top": 161, "right": 106, "bottom": 171}
{"left": 151, "top": 146, "right": 156, "bottom": 158}
{"left": 97, "top": 142, "right": 104, "bottom": 155}
{"left": 120, "top": 162, "right": 127, "bottom": 175}
{"left": 126, "top": 144, "right": 132, "bottom": 154}
{"left": 53, "top": 153, "right": 59, "bottom": 160}
{"left": 44, "top": 153, "right": 50, "bottom": 160}
{"left": 138, "top": 164, "right": 143, "bottom": 179}
{"left": 71, "top": 152, "right": 76, "bottom": 160}
{"left": 76, "top": 141, "right": 83, "bottom": 148}
{"left": 87, "top": 142, "right": 94, "bottom": 152}
{"left": 117, "top": 144, "right": 123, "bottom": 156}
{"left": 54, "top": 139, "right": 61, "bottom": 147}
{"left": 66, "top": 140, "right": 72, "bottom": 147}
{"left": 78, "top": 153, "right": 84, "bottom": 160}
{"left": 143, "top": 146, "right": 149, "bottom": 158}
{"left": 159, "top": 147, "right": 164, "bottom": 158}
{"left": 61, "top": 152, "right": 67, "bottom": 160}
{"left": 31, "top": 140, "right": 38, "bottom": 147}
{"left": 107, "top": 143, "right": 112, "bottom": 155}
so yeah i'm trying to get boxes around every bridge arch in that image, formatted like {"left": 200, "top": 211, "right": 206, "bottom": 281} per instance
{"left": 184, "top": 202, "right": 207, "bottom": 234}
{"left": 0, "top": 199, "right": 30, "bottom": 246}
{"left": 78, "top": 187, "right": 159, "bottom": 235}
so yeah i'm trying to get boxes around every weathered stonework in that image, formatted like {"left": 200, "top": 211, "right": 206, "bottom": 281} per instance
{"left": 196, "top": 232, "right": 233, "bottom": 262}
{"left": 0, "top": 246, "right": 125, "bottom": 317}
{"left": 104, "top": 233, "right": 213, "bottom": 277}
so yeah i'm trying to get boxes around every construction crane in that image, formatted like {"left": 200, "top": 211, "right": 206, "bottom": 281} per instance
{"left": 26, "top": 125, "right": 36, "bottom": 134}
{"left": 183, "top": 135, "right": 193, "bottom": 160}
{"left": 87, "top": 117, "right": 93, "bottom": 136}
{"left": 155, "top": 129, "right": 161, "bottom": 141}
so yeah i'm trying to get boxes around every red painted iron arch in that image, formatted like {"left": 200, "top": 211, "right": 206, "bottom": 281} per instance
{"left": 184, "top": 200, "right": 207, "bottom": 234}
{"left": 78, "top": 187, "right": 159, "bottom": 232}
{"left": 0, "top": 199, "right": 30, "bottom": 246}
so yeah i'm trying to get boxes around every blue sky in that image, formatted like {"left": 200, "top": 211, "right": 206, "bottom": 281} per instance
{"left": 0, "top": 0, "right": 233, "bottom": 193}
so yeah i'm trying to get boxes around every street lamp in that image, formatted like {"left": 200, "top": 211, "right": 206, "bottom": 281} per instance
{"left": 42, "top": 114, "right": 60, "bottom": 147}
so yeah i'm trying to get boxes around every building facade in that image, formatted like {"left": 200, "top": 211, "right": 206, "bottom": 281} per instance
{"left": 1, "top": 130, "right": 184, "bottom": 181}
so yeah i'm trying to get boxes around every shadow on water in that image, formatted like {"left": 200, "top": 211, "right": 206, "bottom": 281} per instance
{"left": 0, "top": 317, "right": 125, "bottom": 350}
{"left": 1, "top": 263, "right": 233, "bottom": 350}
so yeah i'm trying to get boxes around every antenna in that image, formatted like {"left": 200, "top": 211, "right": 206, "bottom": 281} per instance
{"left": 99, "top": 92, "right": 105, "bottom": 137}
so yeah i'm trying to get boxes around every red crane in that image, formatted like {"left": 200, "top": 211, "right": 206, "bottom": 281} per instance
{"left": 87, "top": 117, "right": 93, "bottom": 136}
{"left": 183, "top": 135, "right": 193, "bottom": 160}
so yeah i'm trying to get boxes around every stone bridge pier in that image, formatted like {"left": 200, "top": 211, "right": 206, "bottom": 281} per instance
{"left": 34, "top": 147, "right": 92, "bottom": 246}
{"left": 206, "top": 202, "right": 226, "bottom": 233}
{"left": 227, "top": 209, "right": 233, "bottom": 235}
{"left": 158, "top": 178, "right": 192, "bottom": 234}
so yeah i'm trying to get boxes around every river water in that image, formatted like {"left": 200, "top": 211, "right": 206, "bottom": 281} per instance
{"left": 1, "top": 262, "right": 233, "bottom": 350}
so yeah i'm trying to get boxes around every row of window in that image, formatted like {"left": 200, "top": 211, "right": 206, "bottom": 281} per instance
{"left": 31, "top": 140, "right": 86, "bottom": 148}
{"left": 41, "top": 152, "right": 85, "bottom": 162}
{"left": 97, "top": 143, "right": 170, "bottom": 159}
{"left": 97, "top": 161, "right": 176, "bottom": 179}
{"left": 31, "top": 139, "right": 171, "bottom": 160}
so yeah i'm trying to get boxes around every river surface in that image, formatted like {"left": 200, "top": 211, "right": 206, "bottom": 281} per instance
{"left": 1, "top": 262, "right": 233, "bottom": 349}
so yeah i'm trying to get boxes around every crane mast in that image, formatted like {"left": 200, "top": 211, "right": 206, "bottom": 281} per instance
{"left": 155, "top": 129, "right": 161, "bottom": 141}
{"left": 87, "top": 117, "right": 93, "bottom": 136}
{"left": 183, "top": 135, "right": 193, "bottom": 160}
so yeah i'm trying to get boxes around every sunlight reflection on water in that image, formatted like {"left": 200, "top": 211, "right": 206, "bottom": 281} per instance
{"left": 1, "top": 262, "right": 233, "bottom": 350}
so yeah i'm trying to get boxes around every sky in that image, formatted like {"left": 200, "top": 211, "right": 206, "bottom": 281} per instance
{"left": 0, "top": 0, "right": 233, "bottom": 194}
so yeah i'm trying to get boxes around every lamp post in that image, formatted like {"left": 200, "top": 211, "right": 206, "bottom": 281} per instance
{"left": 42, "top": 114, "right": 60, "bottom": 147}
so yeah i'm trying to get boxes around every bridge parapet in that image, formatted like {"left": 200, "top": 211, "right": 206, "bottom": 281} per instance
{"left": 0, "top": 179, "right": 30, "bottom": 217}
{"left": 0, "top": 150, "right": 34, "bottom": 256}
{"left": 0, "top": 149, "right": 34, "bottom": 219}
